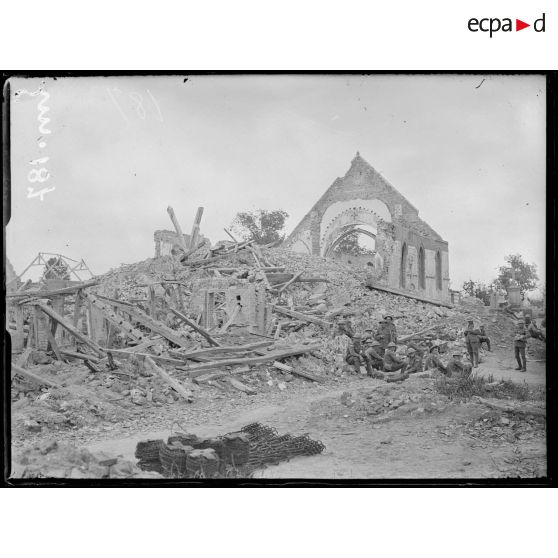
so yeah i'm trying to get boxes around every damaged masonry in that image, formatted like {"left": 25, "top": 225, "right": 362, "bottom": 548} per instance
{"left": 9, "top": 154, "right": 546, "bottom": 480}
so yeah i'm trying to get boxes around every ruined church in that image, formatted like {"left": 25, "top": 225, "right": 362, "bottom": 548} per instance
{"left": 285, "top": 153, "right": 450, "bottom": 304}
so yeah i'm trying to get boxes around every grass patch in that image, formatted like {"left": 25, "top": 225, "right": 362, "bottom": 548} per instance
{"left": 435, "top": 373, "right": 538, "bottom": 402}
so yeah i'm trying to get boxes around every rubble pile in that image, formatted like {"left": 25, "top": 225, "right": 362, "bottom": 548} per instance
{"left": 12, "top": 441, "right": 164, "bottom": 479}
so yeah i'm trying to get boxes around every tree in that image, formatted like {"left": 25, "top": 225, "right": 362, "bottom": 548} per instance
{"left": 43, "top": 256, "right": 70, "bottom": 280}
{"left": 495, "top": 254, "right": 538, "bottom": 295}
{"left": 333, "top": 231, "right": 374, "bottom": 256}
{"left": 231, "top": 209, "right": 289, "bottom": 245}
{"left": 462, "top": 279, "right": 492, "bottom": 305}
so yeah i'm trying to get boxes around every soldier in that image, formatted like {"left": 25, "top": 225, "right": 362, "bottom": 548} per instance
{"left": 374, "top": 314, "right": 397, "bottom": 356}
{"left": 406, "top": 347, "right": 423, "bottom": 374}
{"left": 463, "top": 320, "right": 481, "bottom": 368}
{"left": 514, "top": 320, "right": 529, "bottom": 372}
{"left": 383, "top": 342, "right": 408, "bottom": 373}
{"left": 363, "top": 339, "right": 384, "bottom": 374}
{"left": 345, "top": 335, "right": 369, "bottom": 375}
{"left": 478, "top": 323, "right": 491, "bottom": 352}
{"left": 338, "top": 319, "right": 355, "bottom": 340}
{"left": 446, "top": 351, "right": 472, "bottom": 378}
{"left": 423, "top": 344, "right": 447, "bottom": 374}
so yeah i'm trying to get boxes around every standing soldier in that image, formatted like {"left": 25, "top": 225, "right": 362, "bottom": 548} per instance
{"left": 383, "top": 342, "right": 408, "bottom": 374}
{"left": 446, "top": 350, "right": 472, "bottom": 378}
{"left": 345, "top": 335, "right": 369, "bottom": 375}
{"left": 514, "top": 320, "right": 529, "bottom": 372}
{"left": 463, "top": 320, "right": 481, "bottom": 368}
{"left": 424, "top": 343, "right": 447, "bottom": 374}
{"left": 478, "top": 323, "right": 491, "bottom": 352}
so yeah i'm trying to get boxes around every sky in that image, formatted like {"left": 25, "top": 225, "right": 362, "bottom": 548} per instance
{"left": 6, "top": 74, "right": 546, "bottom": 292}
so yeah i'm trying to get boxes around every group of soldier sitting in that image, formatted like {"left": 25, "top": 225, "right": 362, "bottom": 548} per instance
{"left": 341, "top": 314, "right": 474, "bottom": 383}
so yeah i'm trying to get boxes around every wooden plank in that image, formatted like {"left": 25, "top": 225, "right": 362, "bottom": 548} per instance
{"left": 144, "top": 356, "right": 193, "bottom": 402}
{"left": 271, "top": 305, "right": 333, "bottom": 328}
{"left": 45, "top": 318, "right": 64, "bottom": 361}
{"left": 170, "top": 308, "right": 221, "bottom": 347}
{"left": 272, "top": 361, "right": 323, "bottom": 383}
{"left": 399, "top": 324, "right": 440, "bottom": 343}
{"left": 119, "top": 338, "right": 160, "bottom": 353}
{"left": 226, "top": 377, "right": 257, "bottom": 395}
{"left": 15, "top": 347, "right": 33, "bottom": 369}
{"left": 189, "top": 206, "right": 204, "bottom": 249}
{"left": 33, "top": 302, "right": 105, "bottom": 357}
{"left": 90, "top": 297, "right": 191, "bottom": 349}
{"left": 82, "top": 294, "right": 146, "bottom": 343}
{"left": 277, "top": 271, "right": 304, "bottom": 293}
{"left": 73, "top": 289, "right": 84, "bottom": 331}
{"left": 178, "top": 344, "right": 321, "bottom": 377}
{"left": 11, "top": 363, "right": 60, "bottom": 388}
{"left": 472, "top": 396, "right": 545, "bottom": 417}
{"left": 166, "top": 206, "right": 188, "bottom": 251}
{"left": 223, "top": 228, "right": 239, "bottom": 243}
{"left": 7, "top": 279, "right": 99, "bottom": 299}
{"left": 107, "top": 350, "right": 185, "bottom": 367}
{"left": 59, "top": 350, "right": 101, "bottom": 364}
{"left": 168, "top": 341, "right": 273, "bottom": 360}
{"left": 221, "top": 305, "right": 241, "bottom": 333}
{"left": 365, "top": 280, "right": 453, "bottom": 308}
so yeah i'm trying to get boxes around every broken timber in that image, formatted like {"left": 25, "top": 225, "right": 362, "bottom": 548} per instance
{"left": 473, "top": 396, "right": 545, "bottom": 418}
{"left": 144, "top": 356, "right": 193, "bottom": 402}
{"left": 11, "top": 363, "right": 60, "bottom": 388}
{"left": 7, "top": 279, "right": 99, "bottom": 300}
{"left": 82, "top": 293, "right": 146, "bottom": 343}
{"left": 271, "top": 305, "right": 333, "bottom": 329}
{"left": 272, "top": 361, "right": 323, "bottom": 383}
{"left": 399, "top": 324, "right": 440, "bottom": 343}
{"left": 170, "top": 308, "right": 221, "bottom": 347}
{"left": 168, "top": 341, "right": 273, "bottom": 361}
{"left": 177, "top": 344, "right": 321, "bottom": 378}
{"left": 33, "top": 302, "right": 105, "bottom": 357}
{"left": 167, "top": 206, "right": 188, "bottom": 251}
{"left": 93, "top": 298, "right": 192, "bottom": 349}
{"left": 365, "top": 281, "right": 453, "bottom": 308}
{"left": 189, "top": 206, "right": 204, "bottom": 249}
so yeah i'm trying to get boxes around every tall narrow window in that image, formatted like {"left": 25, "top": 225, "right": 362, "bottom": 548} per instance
{"left": 418, "top": 247, "right": 426, "bottom": 290}
{"left": 435, "top": 251, "right": 442, "bottom": 290}
{"left": 400, "top": 243, "right": 407, "bottom": 288}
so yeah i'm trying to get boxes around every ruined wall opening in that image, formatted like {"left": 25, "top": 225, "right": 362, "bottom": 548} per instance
{"left": 327, "top": 225, "right": 376, "bottom": 268}
{"left": 418, "top": 246, "right": 426, "bottom": 290}
{"left": 400, "top": 242, "right": 408, "bottom": 288}
{"left": 435, "top": 250, "right": 442, "bottom": 290}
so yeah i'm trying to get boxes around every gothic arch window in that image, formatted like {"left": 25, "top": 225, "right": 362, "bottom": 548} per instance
{"left": 435, "top": 251, "right": 442, "bottom": 290}
{"left": 400, "top": 243, "right": 407, "bottom": 289}
{"left": 418, "top": 246, "right": 426, "bottom": 290}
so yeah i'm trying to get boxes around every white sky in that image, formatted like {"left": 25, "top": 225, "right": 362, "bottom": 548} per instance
{"left": 6, "top": 74, "right": 546, "bottom": 292}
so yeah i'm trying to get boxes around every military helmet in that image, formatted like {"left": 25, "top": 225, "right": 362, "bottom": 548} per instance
{"left": 407, "top": 347, "right": 416, "bottom": 354}
{"left": 353, "top": 334, "right": 362, "bottom": 340}
{"left": 429, "top": 344, "right": 440, "bottom": 352}
{"left": 370, "top": 340, "right": 381, "bottom": 347}
{"left": 384, "top": 314, "right": 393, "bottom": 320}
{"left": 387, "top": 342, "right": 396, "bottom": 348}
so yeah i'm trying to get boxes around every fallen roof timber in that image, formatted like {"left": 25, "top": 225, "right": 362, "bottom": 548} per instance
{"left": 365, "top": 281, "right": 454, "bottom": 309}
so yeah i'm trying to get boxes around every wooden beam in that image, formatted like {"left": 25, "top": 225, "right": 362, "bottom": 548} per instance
{"left": 166, "top": 206, "right": 188, "bottom": 251}
{"left": 168, "top": 341, "right": 273, "bottom": 361}
{"left": 399, "top": 324, "right": 440, "bottom": 344}
{"left": 170, "top": 308, "right": 221, "bottom": 347}
{"left": 277, "top": 271, "right": 304, "bottom": 293}
{"left": 59, "top": 350, "right": 100, "bottom": 364}
{"left": 178, "top": 344, "right": 321, "bottom": 377}
{"left": 7, "top": 279, "right": 99, "bottom": 299}
{"left": 144, "top": 356, "right": 193, "bottom": 402}
{"left": 189, "top": 206, "right": 204, "bottom": 249}
{"left": 15, "top": 347, "right": 33, "bottom": 369}
{"left": 108, "top": 350, "right": 185, "bottom": 367}
{"left": 273, "top": 361, "right": 323, "bottom": 383}
{"left": 271, "top": 305, "right": 333, "bottom": 329}
{"left": 33, "top": 302, "right": 105, "bottom": 357}
{"left": 225, "top": 377, "right": 257, "bottom": 394}
{"left": 223, "top": 228, "right": 238, "bottom": 243}
{"left": 365, "top": 281, "right": 453, "bottom": 308}
{"left": 11, "top": 363, "right": 60, "bottom": 388}
{"left": 45, "top": 318, "right": 64, "bottom": 361}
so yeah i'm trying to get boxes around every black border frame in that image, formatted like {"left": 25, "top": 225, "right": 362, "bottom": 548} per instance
{"left": 2, "top": 70, "right": 556, "bottom": 487}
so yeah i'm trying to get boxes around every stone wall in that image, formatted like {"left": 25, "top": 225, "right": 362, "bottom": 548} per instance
{"left": 285, "top": 153, "right": 450, "bottom": 303}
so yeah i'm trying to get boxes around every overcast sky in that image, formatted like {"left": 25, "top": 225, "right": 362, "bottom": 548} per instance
{"left": 6, "top": 74, "right": 546, "bottom": 292}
